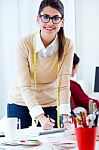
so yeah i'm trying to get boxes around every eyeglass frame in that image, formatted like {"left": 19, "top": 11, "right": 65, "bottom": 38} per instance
{"left": 39, "top": 14, "right": 63, "bottom": 24}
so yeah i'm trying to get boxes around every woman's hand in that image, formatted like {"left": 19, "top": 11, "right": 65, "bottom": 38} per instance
{"left": 62, "top": 114, "right": 72, "bottom": 128}
{"left": 36, "top": 114, "right": 55, "bottom": 130}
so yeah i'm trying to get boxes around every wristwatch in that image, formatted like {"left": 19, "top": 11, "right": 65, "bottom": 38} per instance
{"left": 63, "top": 117, "right": 72, "bottom": 123}
{"left": 60, "top": 115, "right": 72, "bottom": 128}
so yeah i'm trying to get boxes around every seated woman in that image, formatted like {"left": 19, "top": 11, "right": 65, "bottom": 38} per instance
{"left": 70, "top": 53, "right": 99, "bottom": 113}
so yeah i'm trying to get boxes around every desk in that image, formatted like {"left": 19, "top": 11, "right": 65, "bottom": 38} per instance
{"left": 0, "top": 127, "right": 99, "bottom": 150}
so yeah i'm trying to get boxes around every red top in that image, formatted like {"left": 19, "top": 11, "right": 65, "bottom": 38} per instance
{"left": 70, "top": 80, "right": 99, "bottom": 112}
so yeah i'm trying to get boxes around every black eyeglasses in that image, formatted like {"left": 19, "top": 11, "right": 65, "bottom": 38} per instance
{"left": 39, "top": 14, "right": 63, "bottom": 24}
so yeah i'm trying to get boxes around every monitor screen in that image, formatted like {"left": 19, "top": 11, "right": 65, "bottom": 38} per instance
{"left": 94, "top": 67, "right": 99, "bottom": 92}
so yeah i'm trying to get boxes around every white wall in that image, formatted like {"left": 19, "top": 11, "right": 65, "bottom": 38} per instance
{"left": 0, "top": 0, "right": 75, "bottom": 118}
{"left": 0, "top": 0, "right": 19, "bottom": 118}
{"left": 75, "top": 0, "right": 99, "bottom": 97}
{"left": 64, "top": 0, "right": 75, "bottom": 47}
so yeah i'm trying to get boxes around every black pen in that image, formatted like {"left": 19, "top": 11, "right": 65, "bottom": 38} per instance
{"left": 47, "top": 115, "right": 55, "bottom": 123}
{"left": 94, "top": 110, "right": 99, "bottom": 127}
{"left": 0, "top": 134, "right": 5, "bottom": 137}
{"left": 70, "top": 110, "right": 81, "bottom": 122}
{"left": 47, "top": 115, "right": 51, "bottom": 122}
{"left": 71, "top": 110, "right": 77, "bottom": 118}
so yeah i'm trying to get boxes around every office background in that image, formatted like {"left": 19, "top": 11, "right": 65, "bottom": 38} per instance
{"left": 0, "top": 0, "right": 99, "bottom": 119}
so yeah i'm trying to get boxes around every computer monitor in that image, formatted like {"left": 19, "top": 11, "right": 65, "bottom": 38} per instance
{"left": 94, "top": 67, "right": 99, "bottom": 92}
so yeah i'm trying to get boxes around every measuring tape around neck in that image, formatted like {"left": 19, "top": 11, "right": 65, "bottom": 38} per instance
{"left": 33, "top": 33, "right": 60, "bottom": 128}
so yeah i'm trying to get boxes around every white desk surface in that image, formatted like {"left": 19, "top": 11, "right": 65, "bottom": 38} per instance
{"left": 0, "top": 143, "right": 99, "bottom": 150}
{"left": 0, "top": 126, "right": 99, "bottom": 150}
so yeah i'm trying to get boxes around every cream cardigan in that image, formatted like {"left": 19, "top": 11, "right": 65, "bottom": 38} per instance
{"left": 8, "top": 34, "right": 74, "bottom": 115}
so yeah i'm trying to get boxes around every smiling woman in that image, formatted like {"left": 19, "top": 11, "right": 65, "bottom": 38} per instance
{"left": 0, "top": 0, "right": 75, "bottom": 123}
{"left": 6, "top": 0, "right": 74, "bottom": 129}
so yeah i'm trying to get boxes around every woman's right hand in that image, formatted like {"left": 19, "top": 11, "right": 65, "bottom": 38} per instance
{"left": 36, "top": 114, "right": 55, "bottom": 130}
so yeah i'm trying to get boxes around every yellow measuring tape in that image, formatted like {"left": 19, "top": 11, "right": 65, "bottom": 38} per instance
{"left": 57, "top": 64, "right": 60, "bottom": 128}
{"left": 33, "top": 33, "right": 38, "bottom": 126}
{"left": 33, "top": 33, "right": 60, "bottom": 128}
{"left": 33, "top": 33, "right": 37, "bottom": 92}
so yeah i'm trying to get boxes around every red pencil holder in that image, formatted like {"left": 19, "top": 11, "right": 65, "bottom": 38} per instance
{"left": 75, "top": 127, "right": 97, "bottom": 150}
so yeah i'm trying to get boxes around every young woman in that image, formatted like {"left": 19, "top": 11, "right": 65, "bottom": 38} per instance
{"left": 7, "top": 0, "right": 74, "bottom": 129}
{"left": 70, "top": 53, "right": 99, "bottom": 112}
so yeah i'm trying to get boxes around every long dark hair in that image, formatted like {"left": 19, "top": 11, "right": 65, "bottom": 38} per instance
{"left": 73, "top": 53, "right": 80, "bottom": 68}
{"left": 38, "top": 0, "right": 65, "bottom": 61}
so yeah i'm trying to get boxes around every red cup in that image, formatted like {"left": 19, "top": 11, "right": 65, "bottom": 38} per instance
{"left": 75, "top": 127, "right": 97, "bottom": 150}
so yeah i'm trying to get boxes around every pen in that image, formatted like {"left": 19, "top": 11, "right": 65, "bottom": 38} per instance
{"left": 89, "top": 100, "right": 93, "bottom": 114}
{"left": 47, "top": 115, "right": 51, "bottom": 122}
{"left": 71, "top": 110, "right": 81, "bottom": 121}
{"left": 94, "top": 110, "right": 99, "bottom": 127}
{"left": 71, "top": 110, "right": 78, "bottom": 118}
{"left": 82, "top": 114, "right": 88, "bottom": 128}
{"left": 73, "top": 117, "right": 79, "bottom": 128}
{"left": 0, "top": 134, "right": 5, "bottom": 137}
{"left": 47, "top": 115, "right": 55, "bottom": 123}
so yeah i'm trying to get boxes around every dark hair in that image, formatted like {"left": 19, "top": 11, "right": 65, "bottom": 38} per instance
{"left": 73, "top": 53, "right": 80, "bottom": 68}
{"left": 38, "top": 0, "right": 65, "bottom": 61}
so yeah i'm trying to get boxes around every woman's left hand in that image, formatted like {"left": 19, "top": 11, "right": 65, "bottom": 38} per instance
{"left": 62, "top": 114, "right": 72, "bottom": 128}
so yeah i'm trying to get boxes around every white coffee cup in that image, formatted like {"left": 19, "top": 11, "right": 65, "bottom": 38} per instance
{"left": 4, "top": 117, "right": 20, "bottom": 141}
